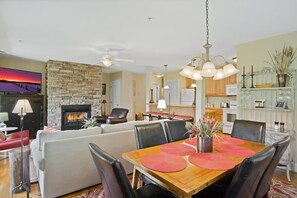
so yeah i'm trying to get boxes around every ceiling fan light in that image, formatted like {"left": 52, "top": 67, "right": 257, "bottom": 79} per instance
{"left": 223, "top": 64, "right": 239, "bottom": 77}
{"left": 191, "top": 70, "right": 203, "bottom": 80}
{"left": 213, "top": 68, "right": 225, "bottom": 80}
{"left": 102, "top": 59, "right": 113, "bottom": 67}
{"left": 201, "top": 61, "right": 217, "bottom": 77}
{"left": 180, "top": 66, "right": 194, "bottom": 78}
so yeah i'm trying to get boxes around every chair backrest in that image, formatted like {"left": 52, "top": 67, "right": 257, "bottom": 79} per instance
{"left": 164, "top": 120, "right": 189, "bottom": 142}
{"left": 254, "top": 136, "right": 290, "bottom": 198}
{"left": 134, "top": 122, "right": 168, "bottom": 149}
{"left": 231, "top": 119, "right": 266, "bottom": 143}
{"left": 225, "top": 145, "right": 276, "bottom": 198}
{"left": 88, "top": 143, "right": 136, "bottom": 198}
{"left": 109, "top": 108, "right": 129, "bottom": 118}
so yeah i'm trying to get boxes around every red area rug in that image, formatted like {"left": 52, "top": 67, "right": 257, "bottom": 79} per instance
{"left": 74, "top": 178, "right": 297, "bottom": 198}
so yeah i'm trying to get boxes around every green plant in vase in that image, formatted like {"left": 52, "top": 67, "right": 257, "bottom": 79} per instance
{"left": 82, "top": 117, "right": 97, "bottom": 128}
{"left": 267, "top": 45, "right": 296, "bottom": 87}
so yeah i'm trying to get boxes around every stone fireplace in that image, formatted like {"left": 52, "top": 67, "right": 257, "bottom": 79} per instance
{"left": 61, "top": 104, "right": 91, "bottom": 130}
{"left": 47, "top": 60, "right": 102, "bottom": 129}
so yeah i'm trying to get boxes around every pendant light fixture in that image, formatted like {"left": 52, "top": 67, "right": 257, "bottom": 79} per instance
{"left": 180, "top": 0, "right": 238, "bottom": 80}
{"left": 157, "top": 65, "right": 169, "bottom": 111}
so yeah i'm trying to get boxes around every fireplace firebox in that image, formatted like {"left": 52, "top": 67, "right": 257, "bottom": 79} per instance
{"left": 61, "top": 104, "right": 91, "bottom": 130}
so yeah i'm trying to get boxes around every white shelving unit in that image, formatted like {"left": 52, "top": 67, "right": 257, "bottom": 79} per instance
{"left": 238, "top": 69, "right": 296, "bottom": 179}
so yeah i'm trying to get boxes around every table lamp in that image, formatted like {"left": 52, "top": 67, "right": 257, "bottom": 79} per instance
{"left": 0, "top": 112, "right": 9, "bottom": 128}
{"left": 101, "top": 100, "right": 107, "bottom": 116}
{"left": 12, "top": 99, "right": 33, "bottom": 197}
{"left": 157, "top": 99, "right": 167, "bottom": 112}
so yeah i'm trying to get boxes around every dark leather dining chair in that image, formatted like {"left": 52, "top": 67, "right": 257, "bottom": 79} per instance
{"left": 194, "top": 145, "right": 276, "bottom": 198}
{"left": 88, "top": 143, "right": 175, "bottom": 198}
{"left": 254, "top": 136, "right": 290, "bottom": 198}
{"left": 134, "top": 122, "right": 168, "bottom": 185}
{"left": 106, "top": 108, "right": 129, "bottom": 124}
{"left": 134, "top": 122, "right": 168, "bottom": 149}
{"left": 231, "top": 119, "right": 266, "bottom": 143}
{"left": 164, "top": 120, "right": 189, "bottom": 142}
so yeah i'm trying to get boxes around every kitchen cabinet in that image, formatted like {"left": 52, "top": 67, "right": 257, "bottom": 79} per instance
{"left": 205, "top": 75, "right": 237, "bottom": 97}
{"left": 205, "top": 107, "right": 223, "bottom": 122}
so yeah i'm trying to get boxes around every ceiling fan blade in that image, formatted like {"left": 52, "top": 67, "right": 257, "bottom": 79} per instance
{"left": 114, "top": 58, "right": 134, "bottom": 63}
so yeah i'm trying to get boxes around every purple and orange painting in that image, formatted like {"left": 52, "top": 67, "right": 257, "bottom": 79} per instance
{"left": 0, "top": 67, "right": 42, "bottom": 93}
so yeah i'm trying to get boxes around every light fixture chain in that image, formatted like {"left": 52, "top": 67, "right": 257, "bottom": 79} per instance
{"left": 206, "top": 0, "right": 209, "bottom": 44}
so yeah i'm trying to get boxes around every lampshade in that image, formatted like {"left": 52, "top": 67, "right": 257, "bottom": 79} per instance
{"left": 190, "top": 83, "right": 197, "bottom": 88}
{"left": 0, "top": 112, "right": 8, "bottom": 122}
{"left": 179, "top": 66, "right": 194, "bottom": 78}
{"left": 201, "top": 61, "right": 217, "bottom": 77}
{"left": 191, "top": 70, "right": 203, "bottom": 80}
{"left": 213, "top": 68, "right": 225, "bottom": 80}
{"left": 101, "top": 100, "right": 107, "bottom": 104}
{"left": 223, "top": 64, "right": 239, "bottom": 78}
{"left": 0, "top": 112, "right": 8, "bottom": 128}
{"left": 12, "top": 99, "right": 33, "bottom": 116}
{"left": 157, "top": 99, "right": 167, "bottom": 111}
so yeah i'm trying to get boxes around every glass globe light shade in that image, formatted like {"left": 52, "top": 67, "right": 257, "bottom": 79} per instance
{"left": 180, "top": 66, "right": 194, "bottom": 78}
{"left": 213, "top": 68, "right": 225, "bottom": 80}
{"left": 191, "top": 70, "right": 203, "bottom": 80}
{"left": 102, "top": 59, "right": 113, "bottom": 67}
{"left": 201, "top": 61, "right": 217, "bottom": 77}
{"left": 223, "top": 64, "right": 239, "bottom": 78}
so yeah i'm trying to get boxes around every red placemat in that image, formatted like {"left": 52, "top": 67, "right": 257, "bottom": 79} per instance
{"left": 215, "top": 145, "right": 256, "bottom": 157}
{"left": 189, "top": 153, "right": 236, "bottom": 170}
{"left": 213, "top": 137, "right": 245, "bottom": 145}
{"left": 141, "top": 153, "right": 187, "bottom": 172}
{"left": 185, "top": 137, "right": 198, "bottom": 146}
{"left": 160, "top": 143, "right": 196, "bottom": 156}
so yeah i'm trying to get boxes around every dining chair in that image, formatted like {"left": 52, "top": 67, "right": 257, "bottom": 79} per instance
{"left": 254, "top": 136, "right": 290, "bottom": 198}
{"left": 134, "top": 122, "right": 168, "bottom": 185}
{"left": 134, "top": 122, "right": 168, "bottom": 149}
{"left": 164, "top": 120, "right": 189, "bottom": 142}
{"left": 194, "top": 145, "right": 276, "bottom": 198}
{"left": 231, "top": 119, "right": 266, "bottom": 143}
{"left": 88, "top": 143, "right": 175, "bottom": 198}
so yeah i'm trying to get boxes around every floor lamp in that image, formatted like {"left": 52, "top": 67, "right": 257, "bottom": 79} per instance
{"left": 12, "top": 99, "right": 33, "bottom": 198}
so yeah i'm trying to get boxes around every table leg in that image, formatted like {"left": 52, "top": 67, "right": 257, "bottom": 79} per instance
{"left": 131, "top": 167, "right": 140, "bottom": 190}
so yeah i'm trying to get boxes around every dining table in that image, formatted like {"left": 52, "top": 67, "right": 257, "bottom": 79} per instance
{"left": 122, "top": 134, "right": 267, "bottom": 198}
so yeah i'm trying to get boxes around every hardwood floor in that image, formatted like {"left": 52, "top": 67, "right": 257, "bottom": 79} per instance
{"left": 1, "top": 156, "right": 297, "bottom": 198}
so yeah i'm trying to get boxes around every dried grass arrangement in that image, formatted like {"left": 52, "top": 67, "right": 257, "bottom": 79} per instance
{"left": 267, "top": 45, "right": 296, "bottom": 75}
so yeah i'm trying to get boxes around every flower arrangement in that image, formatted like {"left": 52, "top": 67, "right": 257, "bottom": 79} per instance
{"left": 267, "top": 45, "right": 296, "bottom": 75}
{"left": 185, "top": 114, "right": 223, "bottom": 138}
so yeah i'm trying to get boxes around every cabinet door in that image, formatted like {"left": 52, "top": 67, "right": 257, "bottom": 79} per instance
{"left": 227, "top": 74, "right": 237, "bottom": 84}
{"left": 205, "top": 78, "right": 215, "bottom": 96}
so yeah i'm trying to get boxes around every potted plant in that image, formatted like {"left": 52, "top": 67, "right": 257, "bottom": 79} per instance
{"left": 185, "top": 115, "right": 223, "bottom": 152}
{"left": 267, "top": 45, "right": 296, "bottom": 87}
{"left": 82, "top": 117, "right": 98, "bottom": 128}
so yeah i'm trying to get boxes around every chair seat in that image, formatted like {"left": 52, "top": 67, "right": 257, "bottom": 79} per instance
{"left": 135, "top": 184, "right": 175, "bottom": 198}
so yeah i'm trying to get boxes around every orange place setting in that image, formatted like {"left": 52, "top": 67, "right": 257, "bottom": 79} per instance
{"left": 141, "top": 153, "right": 187, "bottom": 173}
{"left": 215, "top": 144, "right": 256, "bottom": 157}
{"left": 160, "top": 143, "right": 196, "bottom": 156}
{"left": 189, "top": 153, "right": 236, "bottom": 170}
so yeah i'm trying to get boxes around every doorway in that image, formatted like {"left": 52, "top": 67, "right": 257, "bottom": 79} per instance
{"left": 110, "top": 79, "right": 121, "bottom": 110}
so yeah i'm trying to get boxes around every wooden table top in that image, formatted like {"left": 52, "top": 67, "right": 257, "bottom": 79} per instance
{"left": 122, "top": 135, "right": 267, "bottom": 198}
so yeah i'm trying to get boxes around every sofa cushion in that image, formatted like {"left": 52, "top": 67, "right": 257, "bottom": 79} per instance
{"left": 30, "top": 139, "right": 45, "bottom": 171}
{"left": 101, "top": 121, "right": 143, "bottom": 133}
{"left": 37, "top": 127, "right": 102, "bottom": 151}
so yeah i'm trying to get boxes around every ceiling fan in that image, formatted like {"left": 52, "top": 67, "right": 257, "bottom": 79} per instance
{"left": 98, "top": 49, "right": 134, "bottom": 67}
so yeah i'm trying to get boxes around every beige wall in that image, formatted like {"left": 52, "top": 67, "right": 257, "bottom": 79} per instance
{"left": 0, "top": 56, "right": 46, "bottom": 95}
{"left": 237, "top": 31, "right": 297, "bottom": 171}
{"left": 108, "top": 71, "right": 146, "bottom": 120}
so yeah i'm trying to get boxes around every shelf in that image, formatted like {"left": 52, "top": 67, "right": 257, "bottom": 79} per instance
{"left": 240, "top": 87, "right": 293, "bottom": 91}
{"left": 238, "top": 107, "right": 293, "bottom": 112}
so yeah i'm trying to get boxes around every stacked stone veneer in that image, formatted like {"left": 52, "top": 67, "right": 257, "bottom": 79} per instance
{"left": 47, "top": 60, "right": 102, "bottom": 129}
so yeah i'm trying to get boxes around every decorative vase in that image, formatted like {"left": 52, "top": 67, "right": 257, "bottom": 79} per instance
{"left": 198, "top": 136, "right": 213, "bottom": 153}
{"left": 277, "top": 74, "right": 287, "bottom": 87}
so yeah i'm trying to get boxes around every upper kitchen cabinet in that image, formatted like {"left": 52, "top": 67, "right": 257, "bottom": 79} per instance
{"left": 205, "top": 75, "right": 237, "bottom": 96}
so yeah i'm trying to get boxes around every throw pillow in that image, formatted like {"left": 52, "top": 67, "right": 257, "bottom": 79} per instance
{"left": 0, "top": 131, "right": 6, "bottom": 142}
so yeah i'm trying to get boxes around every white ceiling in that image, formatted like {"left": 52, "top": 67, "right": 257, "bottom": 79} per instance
{"left": 0, "top": 0, "right": 297, "bottom": 74}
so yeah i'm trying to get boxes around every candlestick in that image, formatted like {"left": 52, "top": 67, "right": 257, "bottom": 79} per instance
{"left": 250, "top": 73, "right": 255, "bottom": 88}
{"left": 251, "top": 65, "right": 253, "bottom": 75}
{"left": 243, "top": 66, "right": 245, "bottom": 75}
{"left": 241, "top": 74, "right": 246, "bottom": 88}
